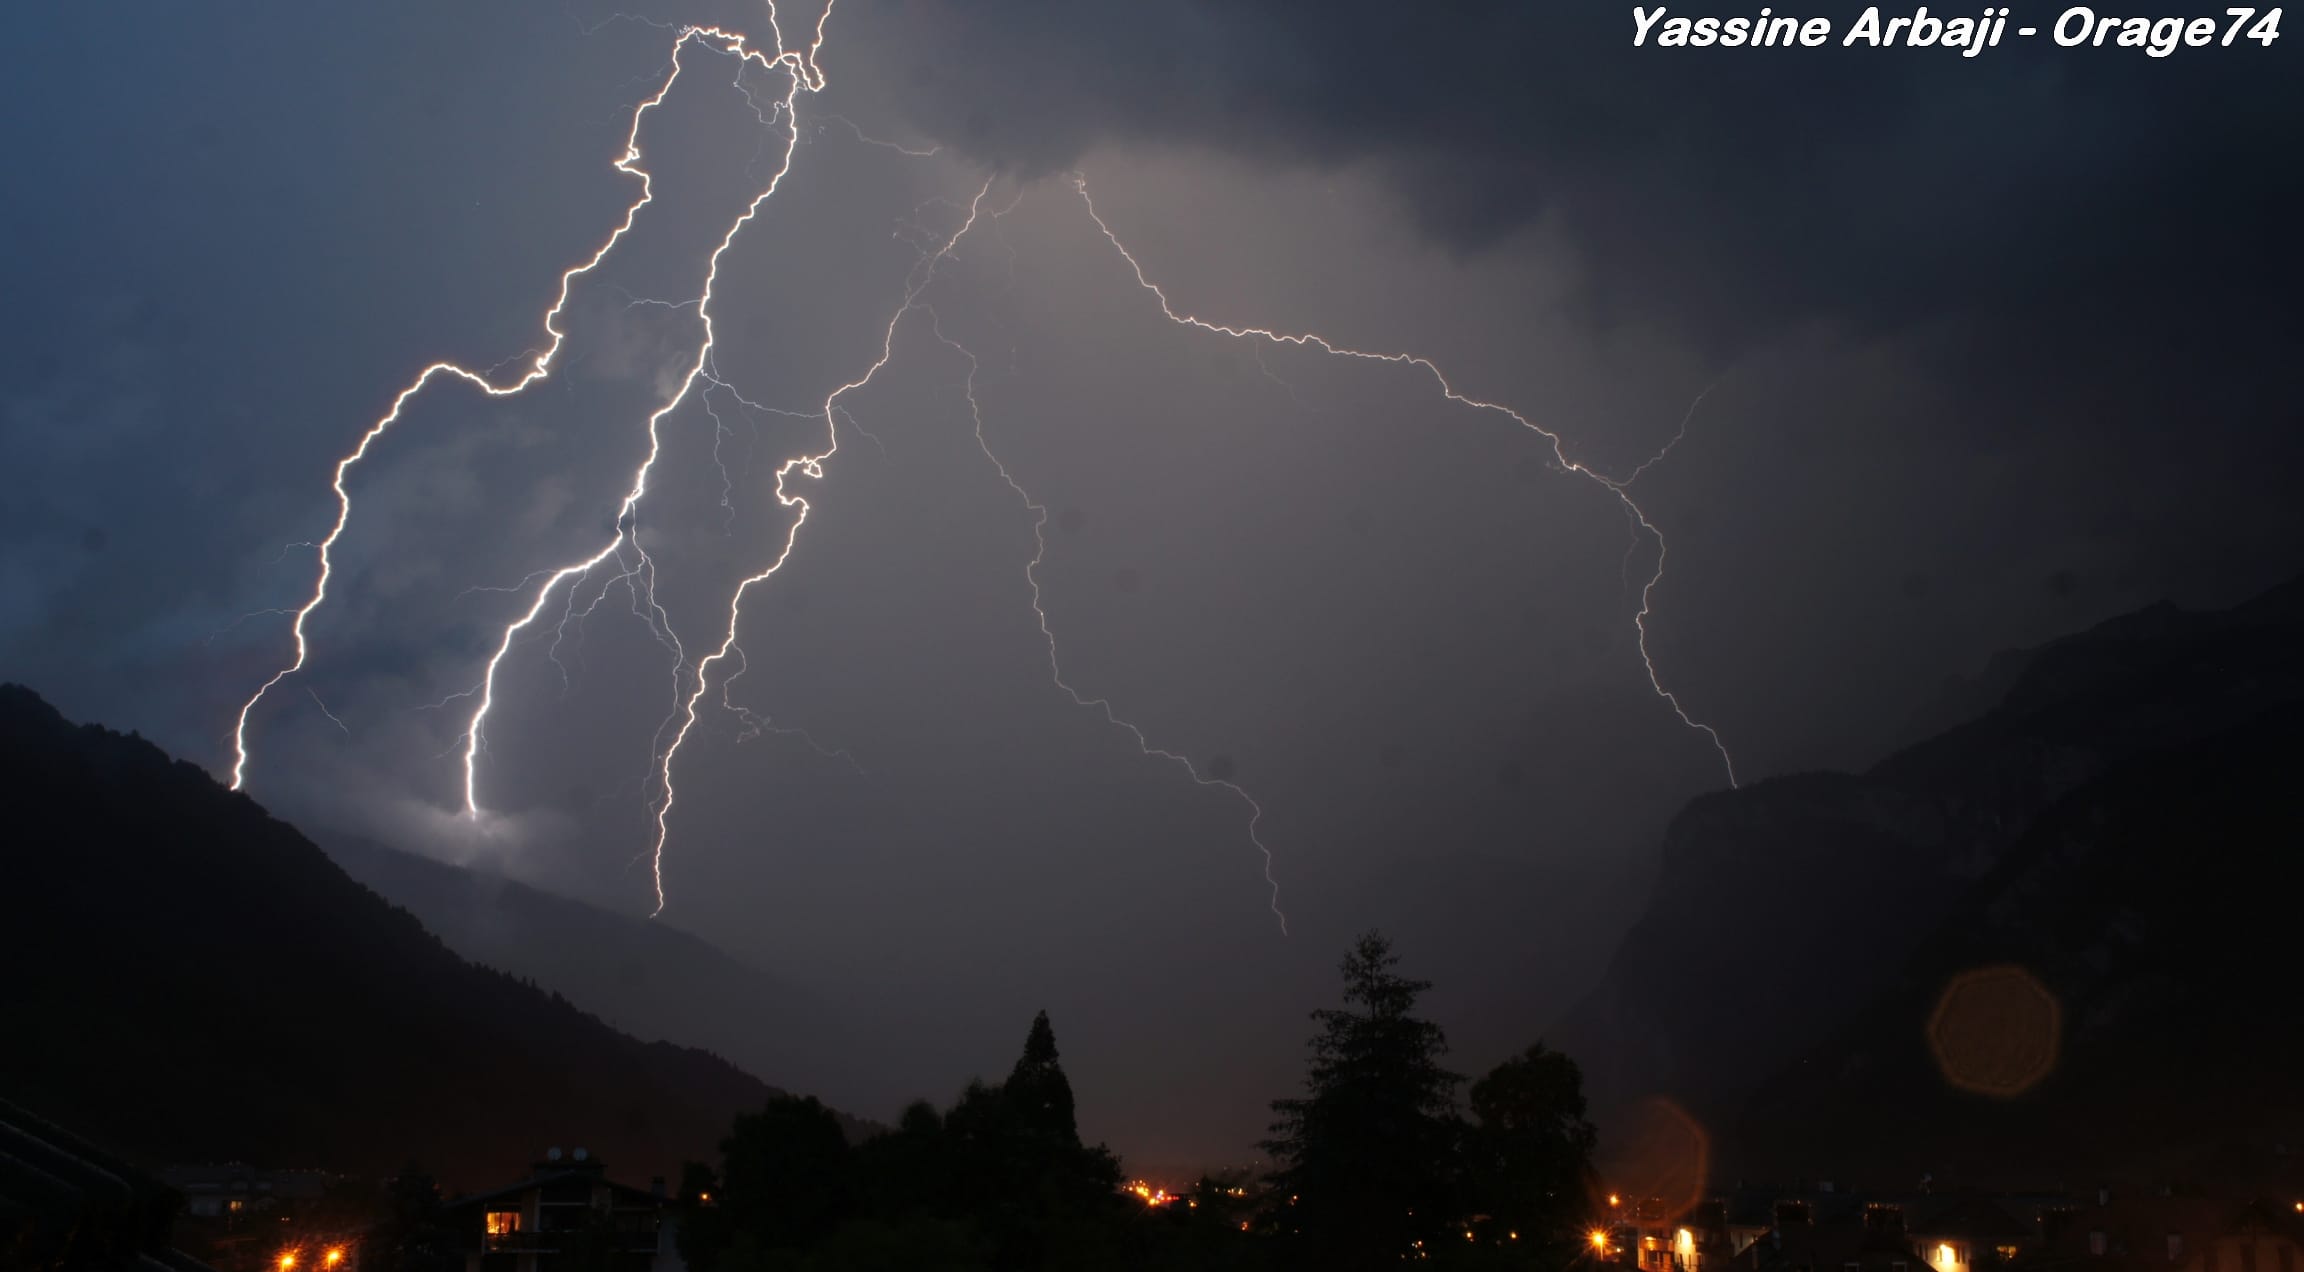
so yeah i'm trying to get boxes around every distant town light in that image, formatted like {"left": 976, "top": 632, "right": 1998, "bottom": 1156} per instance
{"left": 324, "top": 1248, "right": 344, "bottom": 1267}
{"left": 277, "top": 1254, "right": 296, "bottom": 1271}
{"left": 1609, "top": 1193, "right": 1622, "bottom": 1207}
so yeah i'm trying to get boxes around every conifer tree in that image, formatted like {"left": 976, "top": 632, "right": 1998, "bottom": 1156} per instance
{"left": 1263, "top": 931, "right": 1462, "bottom": 1270}
{"left": 1006, "top": 1009, "right": 1081, "bottom": 1149}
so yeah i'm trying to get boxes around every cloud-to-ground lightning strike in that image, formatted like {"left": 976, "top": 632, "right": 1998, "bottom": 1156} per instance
{"left": 228, "top": 15, "right": 815, "bottom": 794}
{"left": 225, "top": 0, "right": 934, "bottom": 920}
{"left": 455, "top": 21, "right": 824, "bottom": 826}
{"left": 642, "top": 181, "right": 994, "bottom": 916}
{"left": 927, "top": 305, "right": 1290, "bottom": 933}
{"left": 230, "top": 0, "right": 1732, "bottom": 932}
{"left": 1070, "top": 175, "right": 1740, "bottom": 789}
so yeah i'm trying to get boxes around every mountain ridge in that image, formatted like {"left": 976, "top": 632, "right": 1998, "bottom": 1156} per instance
{"left": 1550, "top": 573, "right": 2304, "bottom": 1180}
{"left": 318, "top": 832, "right": 886, "bottom": 1123}
{"left": 0, "top": 683, "right": 862, "bottom": 1189}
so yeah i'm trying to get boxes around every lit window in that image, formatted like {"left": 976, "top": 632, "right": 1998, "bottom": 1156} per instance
{"left": 486, "top": 1212, "right": 521, "bottom": 1236}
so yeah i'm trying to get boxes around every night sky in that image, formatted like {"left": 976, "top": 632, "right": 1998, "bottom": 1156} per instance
{"left": 4, "top": 2, "right": 2297, "bottom": 1168}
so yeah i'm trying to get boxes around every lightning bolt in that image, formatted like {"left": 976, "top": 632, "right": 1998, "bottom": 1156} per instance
{"left": 227, "top": 2, "right": 1734, "bottom": 932}
{"left": 1623, "top": 381, "right": 1716, "bottom": 489}
{"left": 227, "top": 16, "right": 820, "bottom": 794}
{"left": 455, "top": 21, "right": 833, "bottom": 824}
{"left": 1070, "top": 174, "right": 1738, "bottom": 789}
{"left": 926, "top": 304, "right": 1289, "bottom": 934}
{"left": 306, "top": 687, "right": 350, "bottom": 738}
{"left": 641, "top": 180, "right": 993, "bottom": 916}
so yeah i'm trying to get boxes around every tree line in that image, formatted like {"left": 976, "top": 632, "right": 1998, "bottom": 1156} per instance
{"left": 672, "top": 930, "right": 1602, "bottom": 1271}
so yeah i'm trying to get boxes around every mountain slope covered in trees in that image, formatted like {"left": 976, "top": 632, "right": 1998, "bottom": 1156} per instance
{"left": 0, "top": 684, "right": 845, "bottom": 1188}
{"left": 320, "top": 834, "right": 880, "bottom": 1122}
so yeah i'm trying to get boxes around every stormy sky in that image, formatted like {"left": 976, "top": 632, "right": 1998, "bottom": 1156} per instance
{"left": 4, "top": 2, "right": 2297, "bottom": 1168}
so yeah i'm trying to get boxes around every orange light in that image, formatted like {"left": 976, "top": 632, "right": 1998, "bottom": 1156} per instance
{"left": 278, "top": 1255, "right": 297, "bottom": 1271}
{"left": 1591, "top": 1229, "right": 1611, "bottom": 1251}
{"left": 699, "top": 1192, "right": 711, "bottom": 1203}
{"left": 1609, "top": 1194, "right": 1622, "bottom": 1207}
{"left": 324, "top": 1249, "right": 345, "bottom": 1268}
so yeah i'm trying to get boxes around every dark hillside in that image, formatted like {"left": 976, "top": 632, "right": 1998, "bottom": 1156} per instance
{"left": 1549, "top": 575, "right": 2304, "bottom": 1178}
{"left": 0, "top": 684, "right": 833, "bottom": 1189}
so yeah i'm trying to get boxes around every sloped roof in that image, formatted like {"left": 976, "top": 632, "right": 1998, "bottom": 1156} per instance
{"left": 1905, "top": 1193, "right": 2033, "bottom": 1241}
{"left": 445, "top": 1165, "right": 664, "bottom": 1211}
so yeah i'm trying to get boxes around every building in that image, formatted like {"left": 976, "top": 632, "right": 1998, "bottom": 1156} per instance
{"left": 157, "top": 1162, "right": 352, "bottom": 1272}
{"left": 444, "top": 1147, "right": 682, "bottom": 1272}
{"left": 1598, "top": 1179, "right": 2304, "bottom": 1272}
{"left": 1905, "top": 1192, "right": 2035, "bottom": 1272}
{"left": 2025, "top": 1189, "right": 2304, "bottom": 1272}
{"left": 1601, "top": 1182, "right": 2071, "bottom": 1272}
{"left": 161, "top": 1164, "right": 332, "bottom": 1221}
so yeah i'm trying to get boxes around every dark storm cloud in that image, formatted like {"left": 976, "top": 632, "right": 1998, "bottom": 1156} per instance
{"left": 852, "top": 1, "right": 2300, "bottom": 346}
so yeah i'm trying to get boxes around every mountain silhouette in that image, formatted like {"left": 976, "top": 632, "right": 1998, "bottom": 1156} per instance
{"left": 1735, "top": 706, "right": 2304, "bottom": 1183}
{"left": 1551, "top": 575, "right": 2304, "bottom": 1182}
{"left": 0, "top": 684, "right": 854, "bottom": 1188}
{"left": 318, "top": 832, "right": 894, "bottom": 1122}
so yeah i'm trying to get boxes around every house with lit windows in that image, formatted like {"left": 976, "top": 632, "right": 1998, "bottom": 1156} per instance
{"left": 2023, "top": 1191, "right": 2304, "bottom": 1272}
{"left": 1594, "top": 1181, "right": 2304, "bottom": 1272}
{"left": 1600, "top": 1184, "right": 2064, "bottom": 1272}
{"left": 444, "top": 1148, "right": 681, "bottom": 1272}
